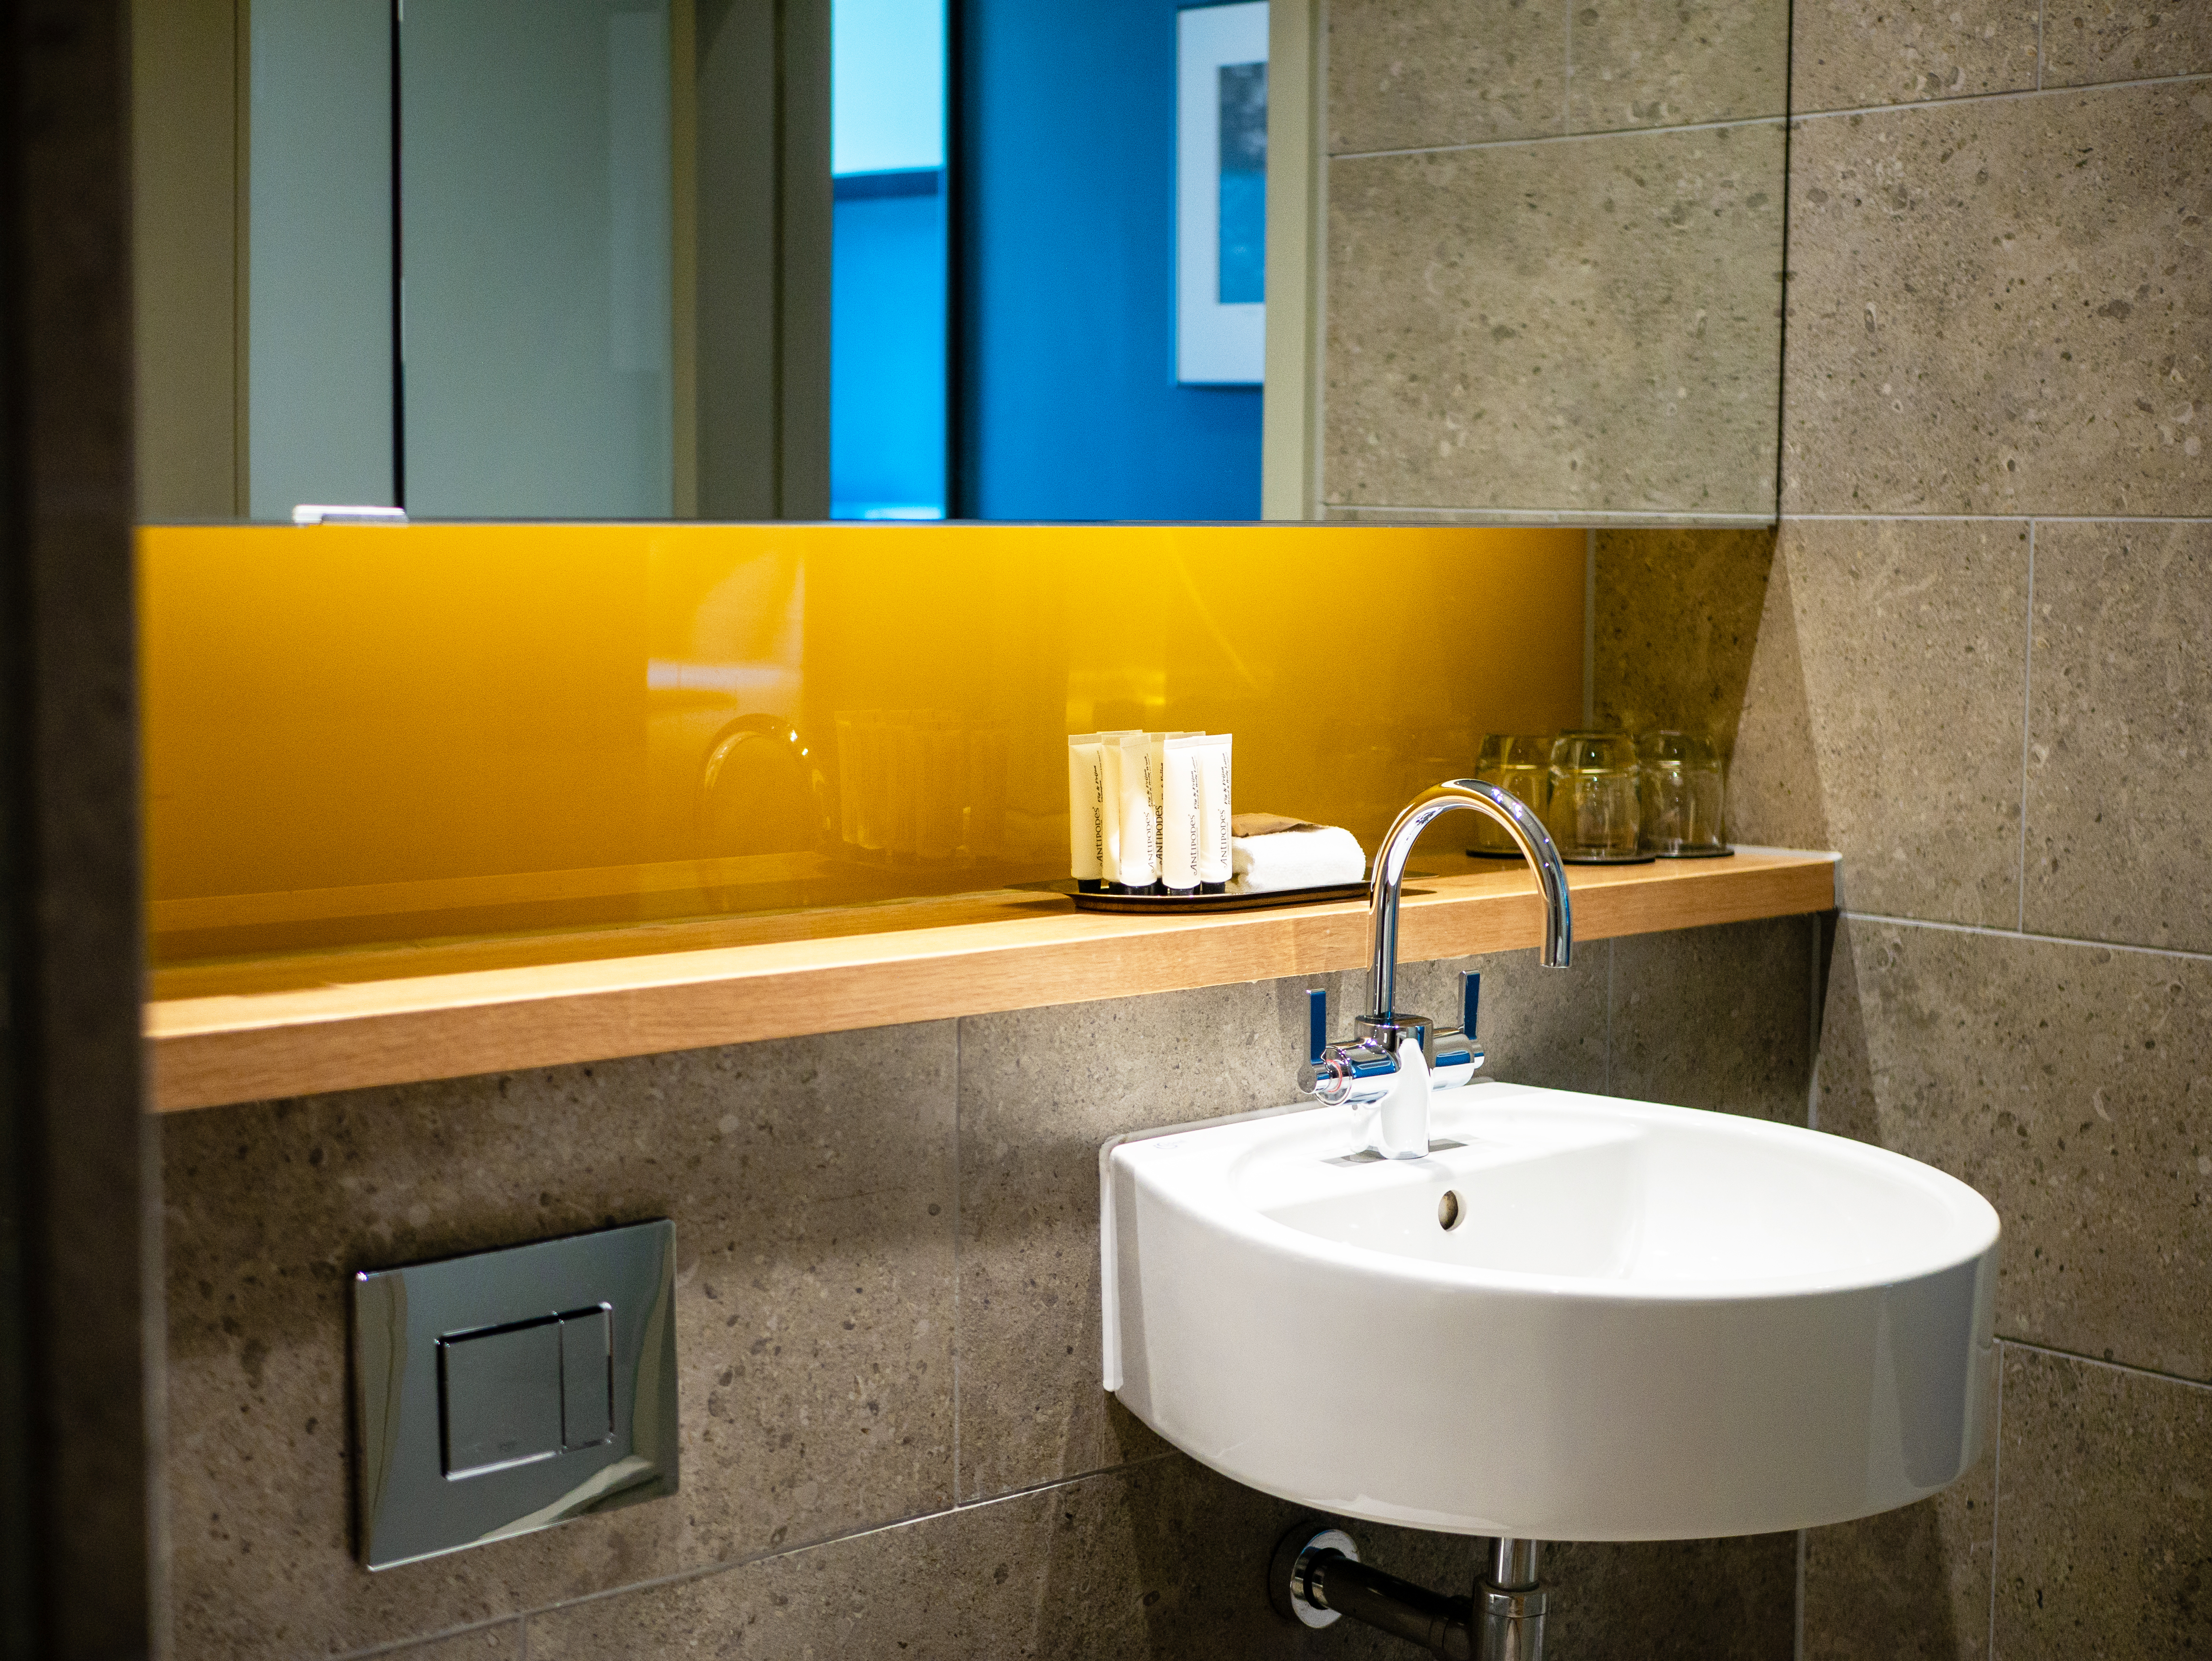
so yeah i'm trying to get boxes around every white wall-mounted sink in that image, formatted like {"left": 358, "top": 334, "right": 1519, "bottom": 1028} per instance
{"left": 1102, "top": 1081, "right": 1998, "bottom": 1541}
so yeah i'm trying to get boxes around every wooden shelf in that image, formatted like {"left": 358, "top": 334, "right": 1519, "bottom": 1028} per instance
{"left": 145, "top": 848, "right": 1839, "bottom": 1112}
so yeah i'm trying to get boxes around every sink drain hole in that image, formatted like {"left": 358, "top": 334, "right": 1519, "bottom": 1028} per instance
{"left": 1437, "top": 1190, "right": 1464, "bottom": 1231}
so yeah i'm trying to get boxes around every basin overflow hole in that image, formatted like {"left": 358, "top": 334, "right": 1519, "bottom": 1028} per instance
{"left": 1437, "top": 1190, "right": 1464, "bottom": 1231}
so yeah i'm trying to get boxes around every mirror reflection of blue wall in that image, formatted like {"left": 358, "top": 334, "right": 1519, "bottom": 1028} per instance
{"left": 831, "top": 0, "right": 948, "bottom": 521}
{"left": 959, "top": 0, "right": 1264, "bottom": 521}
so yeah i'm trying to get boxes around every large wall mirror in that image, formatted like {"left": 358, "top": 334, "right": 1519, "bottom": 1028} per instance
{"left": 133, "top": 0, "right": 1790, "bottom": 527}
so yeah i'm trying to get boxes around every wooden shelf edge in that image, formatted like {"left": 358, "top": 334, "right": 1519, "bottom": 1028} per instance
{"left": 146, "top": 849, "right": 1839, "bottom": 1112}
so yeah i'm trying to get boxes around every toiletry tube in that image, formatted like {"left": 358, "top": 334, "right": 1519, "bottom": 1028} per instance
{"left": 1194, "top": 734, "right": 1233, "bottom": 892}
{"left": 1161, "top": 735, "right": 1208, "bottom": 895}
{"left": 1145, "top": 733, "right": 1167, "bottom": 877}
{"left": 1094, "top": 729, "right": 1142, "bottom": 887}
{"left": 1098, "top": 741, "right": 1124, "bottom": 885}
{"left": 1066, "top": 735, "right": 1105, "bottom": 891}
{"left": 1111, "top": 734, "right": 1159, "bottom": 891}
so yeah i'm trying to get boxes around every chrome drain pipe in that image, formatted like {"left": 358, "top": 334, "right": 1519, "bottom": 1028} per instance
{"left": 1270, "top": 1523, "right": 1547, "bottom": 1661}
{"left": 1476, "top": 1538, "right": 1547, "bottom": 1661}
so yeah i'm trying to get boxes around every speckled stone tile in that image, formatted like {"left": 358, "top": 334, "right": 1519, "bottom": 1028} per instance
{"left": 2043, "top": 1, "right": 2212, "bottom": 86}
{"left": 1995, "top": 1347, "right": 2212, "bottom": 1658}
{"left": 1326, "top": 121, "right": 1785, "bottom": 517}
{"left": 1612, "top": 917, "right": 1817, "bottom": 1122}
{"left": 1398, "top": 942, "right": 1613, "bottom": 1094}
{"left": 367, "top": 1623, "right": 523, "bottom": 1661}
{"left": 1328, "top": 0, "right": 1565, "bottom": 154}
{"left": 162, "top": 1027, "right": 957, "bottom": 1660}
{"left": 2026, "top": 521, "right": 2212, "bottom": 955}
{"left": 1817, "top": 918, "right": 2212, "bottom": 1381}
{"left": 527, "top": 1453, "right": 1472, "bottom": 1661}
{"left": 1567, "top": 0, "right": 1791, "bottom": 132}
{"left": 953, "top": 974, "right": 1364, "bottom": 1503}
{"left": 1782, "top": 86, "right": 2212, "bottom": 516}
{"left": 1791, "top": 0, "right": 2040, "bottom": 112}
{"left": 1591, "top": 527, "right": 1778, "bottom": 757}
{"left": 1727, "top": 520, "right": 2030, "bottom": 928}
{"left": 1543, "top": 1534, "right": 1799, "bottom": 1659}
{"left": 1802, "top": 1368, "right": 1997, "bottom": 1661}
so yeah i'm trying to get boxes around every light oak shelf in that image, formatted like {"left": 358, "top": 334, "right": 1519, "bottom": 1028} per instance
{"left": 145, "top": 848, "right": 1839, "bottom": 1113}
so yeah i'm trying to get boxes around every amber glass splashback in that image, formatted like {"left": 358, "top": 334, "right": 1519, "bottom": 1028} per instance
{"left": 141, "top": 522, "right": 1584, "bottom": 972}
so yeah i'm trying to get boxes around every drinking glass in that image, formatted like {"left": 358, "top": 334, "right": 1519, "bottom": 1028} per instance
{"left": 1637, "top": 731, "right": 1726, "bottom": 856}
{"left": 1468, "top": 733, "right": 1552, "bottom": 856}
{"left": 1545, "top": 731, "right": 1641, "bottom": 860}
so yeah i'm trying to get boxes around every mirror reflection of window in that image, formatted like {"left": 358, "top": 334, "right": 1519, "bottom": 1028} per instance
{"left": 830, "top": 0, "right": 948, "bottom": 522}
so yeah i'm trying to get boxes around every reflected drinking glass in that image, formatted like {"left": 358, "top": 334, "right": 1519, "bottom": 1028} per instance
{"left": 1546, "top": 731, "right": 1641, "bottom": 860}
{"left": 1638, "top": 731, "right": 1727, "bottom": 856}
{"left": 1469, "top": 733, "right": 1553, "bottom": 856}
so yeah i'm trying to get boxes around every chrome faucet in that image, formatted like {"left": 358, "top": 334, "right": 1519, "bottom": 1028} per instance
{"left": 1299, "top": 780, "right": 1573, "bottom": 1159}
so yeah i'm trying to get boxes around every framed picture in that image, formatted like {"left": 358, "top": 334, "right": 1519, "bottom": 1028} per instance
{"left": 1176, "top": 1, "right": 1267, "bottom": 385}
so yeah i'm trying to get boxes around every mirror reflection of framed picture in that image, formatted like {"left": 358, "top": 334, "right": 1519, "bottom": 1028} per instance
{"left": 1176, "top": 1, "right": 1267, "bottom": 385}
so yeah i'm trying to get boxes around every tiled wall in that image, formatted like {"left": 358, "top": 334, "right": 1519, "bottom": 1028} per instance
{"left": 1321, "top": 0, "right": 1790, "bottom": 518}
{"left": 162, "top": 919, "right": 1818, "bottom": 1660}
{"left": 1599, "top": 8, "right": 2212, "bottom": 1656}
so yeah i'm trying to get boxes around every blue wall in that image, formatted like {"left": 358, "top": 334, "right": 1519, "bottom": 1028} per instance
{"left": 831, "top": 172, "right": 948, "bottom": 518}
{"left": 958, "top": 0, "right": 1263, "bottom": 521}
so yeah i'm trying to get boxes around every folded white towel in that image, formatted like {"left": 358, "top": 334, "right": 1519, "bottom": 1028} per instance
{"left": 1229, "top": 823, "right": 1367, "bottom": 893}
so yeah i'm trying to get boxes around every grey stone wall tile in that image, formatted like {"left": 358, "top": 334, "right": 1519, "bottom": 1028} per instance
{"left": 1324, "top": 121, "right": 1785, "bottom": 517}
{"left": 1543, "top": 1534, "right": 1800, "bottom": 1659}
{"left": 2042, "top": 2, "right": 2212, "bottom": 87}
{"left": 1729, "top": 520, "right": 2030, "bottom": 928}
{"left": 363, "top": 1624, "right": 523, "bottom": 1661}
{"left": 1591, "top": 527, "right": 1779, "bottom": 759}
{"left": 1817, "top": 918, "right": 2212, "bottom": 1382}
{"left": 1791, "top": 0, "right": 2040, "bottom": 112}
{"left": 1801, "top": 1369, "right": 1996, "bottom": 1661}
{"left": 1994, "top": 1347, "right": 2212, "bottom": 1658}
{"left": 525, "top": 1453, "right": 1468, "bottom": 1661}
{"left": 1782, "top": 85, "right": 2212, "bottom": 516}
{"left": 162, "top": 1026, "right": 957, "bottom": 1660}
{"left": 953, "top": 974, "right": 1363, "bottom": 1503}
{"left": 2026, "top": 521, "right": 2212, "bottom": 954}
{"left": 1612, "top": 918, "right": 1816, "bottom": 1121}
{"left": 1567, "top": 0, "right": 1791, "bottom": 132}
{"left": 1397, "top": 942, "right": 1612, "bottom": 1094}
{"left": 1329, "top": 0, "right": 1566, "bottom": 153}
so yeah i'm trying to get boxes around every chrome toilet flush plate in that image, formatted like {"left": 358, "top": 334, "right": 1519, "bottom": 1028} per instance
{"left": 351, "top": 1220, "right": 679, "bottom": 1569}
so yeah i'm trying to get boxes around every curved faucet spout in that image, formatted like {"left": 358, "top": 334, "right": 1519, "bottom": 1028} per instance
{"left": 1368, "top": 779, "right": 1571, "bottom": 1022}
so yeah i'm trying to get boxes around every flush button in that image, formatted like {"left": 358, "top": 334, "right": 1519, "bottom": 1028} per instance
{"left": 438, "top": 1318, "right": 564, "bottom": 1479}
{"left": 353, "top": 1218, "right": 679, "bottom": 1569}
{"left": 560, "top": 1306, "right": 614, "bottom": 1450}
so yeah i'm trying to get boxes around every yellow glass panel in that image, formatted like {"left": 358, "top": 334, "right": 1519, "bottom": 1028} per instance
{"left": 141, "top": 521, "right": 1584, "bottom": 973}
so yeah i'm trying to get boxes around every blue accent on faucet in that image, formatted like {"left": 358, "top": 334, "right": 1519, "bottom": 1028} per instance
{"left": 1462, "top": 971, "right": 1480, "bottom": 1042}
{"left": 1307, "top": 988, "right": 1328, "bottom": 1068}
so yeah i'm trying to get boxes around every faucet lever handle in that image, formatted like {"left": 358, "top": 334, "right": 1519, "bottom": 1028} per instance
{"left": 1462, "top": 971, "right": 1480, "bottom": 1041}
{"left": 1306, "top": 988, "right": 1328, "bottom": 1067}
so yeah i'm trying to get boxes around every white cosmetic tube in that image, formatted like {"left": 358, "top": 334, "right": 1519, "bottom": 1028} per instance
{"left": 1066, "top": 735, "right": 1105, "bottom": 890}
{"left": 1194, "top": 734, "right": 1233, "bottom": 891}
{"left": 1111, "top": 734, "right": 1158, "bottom": 891}
{"left": 1145, "top": 733, "right": 1167, "bottom": 878}
{"left": 1162, "top": 734, "right": 1208, "bottom": 895}
{"left": 1095, "top": 729, "right": 1142, "bottom": 886}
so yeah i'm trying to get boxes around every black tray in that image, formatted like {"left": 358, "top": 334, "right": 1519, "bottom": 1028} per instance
{"left": 1018, "top": 876, "right": 1427, "bottom": 915}
{"left": 1467, "top": 846, "right": 1734, "bottom": 865}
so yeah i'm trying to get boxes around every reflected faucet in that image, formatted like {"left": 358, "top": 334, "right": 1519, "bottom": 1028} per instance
{"left": 1299, "top": 780, "right": 1573, "bottom": 1159}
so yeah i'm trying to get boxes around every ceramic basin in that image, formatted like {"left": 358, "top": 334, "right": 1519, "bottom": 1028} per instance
{"left": 1101, "top": 1081, "right": 1999, "bottom": 1541}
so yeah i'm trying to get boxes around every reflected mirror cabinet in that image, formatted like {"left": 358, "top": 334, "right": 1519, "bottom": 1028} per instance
{"left": 133, "top": 0, "right": 1790, "bottom": 527}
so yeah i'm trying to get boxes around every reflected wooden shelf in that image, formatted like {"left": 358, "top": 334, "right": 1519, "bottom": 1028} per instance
{"left": 145, "top": 848, "right": 1839, "bottom": 1113}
